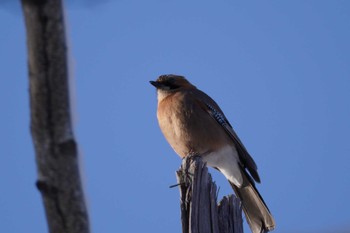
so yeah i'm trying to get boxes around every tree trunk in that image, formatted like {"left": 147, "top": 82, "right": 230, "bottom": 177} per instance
{"left": 21, "top": 1, "right": 90, "bottom": 232}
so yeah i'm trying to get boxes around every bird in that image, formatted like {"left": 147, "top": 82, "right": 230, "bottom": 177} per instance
{"left": 150, "top": 74, "right": 275, "bottom": 233}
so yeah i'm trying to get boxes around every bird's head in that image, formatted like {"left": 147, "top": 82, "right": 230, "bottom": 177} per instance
{"left": 150, "top": 74, "right": 196, "bottom": 102}
{"left": 150, "top": 74, "right": 195, "bottom": 91}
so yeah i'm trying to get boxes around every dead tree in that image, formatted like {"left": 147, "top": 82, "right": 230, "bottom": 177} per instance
{"left": 21, "top": 0, "right": 90, "bottom": 233}
{"left": 176, "top": 156, "right": 243, "bottom": 233}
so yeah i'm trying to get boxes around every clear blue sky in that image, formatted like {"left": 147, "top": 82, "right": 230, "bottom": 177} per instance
{"left": 1, "top": 1, "right": 350, "bottom": 233}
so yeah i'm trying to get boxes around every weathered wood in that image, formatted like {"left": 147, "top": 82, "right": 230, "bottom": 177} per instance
{"left": 218, "top": 196, "right": 244, "bottom": 233}
{"left": 176, "top": 156, "right": 243, "bottom": 233}
{"left": 21, "top": 1, "right": 90, "bottom": 233}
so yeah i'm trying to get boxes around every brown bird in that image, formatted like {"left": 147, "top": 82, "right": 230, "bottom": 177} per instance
{"left": 150, "top": 74, "right": 275, "bottom": 233}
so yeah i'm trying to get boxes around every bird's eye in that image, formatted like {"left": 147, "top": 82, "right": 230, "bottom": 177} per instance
{"left": 163, "top": 79, "right": 179, "bottom": 90}
{"left": 168, "top": 83, "right": 179, "bottom": 90}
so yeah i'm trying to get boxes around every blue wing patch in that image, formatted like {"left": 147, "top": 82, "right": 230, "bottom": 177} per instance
{"left": 205, "top": 103, "right": 229, "bottom": 126}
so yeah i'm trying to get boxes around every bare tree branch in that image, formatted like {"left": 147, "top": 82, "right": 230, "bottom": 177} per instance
{"left": 21, "top": 0, "right": 90, "bottom": 232}
{"left": 176, "top": 156, "right": 243, "bottom": 233}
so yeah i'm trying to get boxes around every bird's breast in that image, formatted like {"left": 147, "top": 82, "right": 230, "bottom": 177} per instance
{"left": 157, "top": 92, "right": 230, "bottom": 158}
{"left": 157, "top": 101, "right": 190, "bottom": 157}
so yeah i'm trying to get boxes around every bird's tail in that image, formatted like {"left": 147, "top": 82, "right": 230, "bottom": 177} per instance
{"left": 230, "top": 171, "right": 275, "bottom": 233}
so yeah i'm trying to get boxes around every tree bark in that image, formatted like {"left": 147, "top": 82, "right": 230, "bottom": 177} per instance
{"left": 21, "top": 1, "right": 90, "bottom": 233}
{"left": 176, "top": 156, "right": 243, "bottom": 233}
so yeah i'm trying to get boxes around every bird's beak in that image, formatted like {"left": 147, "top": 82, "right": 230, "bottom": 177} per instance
{"left": 149, "top": 80, "right": 162, "bottom": 88}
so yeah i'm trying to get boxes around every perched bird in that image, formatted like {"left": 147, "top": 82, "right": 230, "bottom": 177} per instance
{"left": 150, "top": 74, "right": 275, "bottom": 233}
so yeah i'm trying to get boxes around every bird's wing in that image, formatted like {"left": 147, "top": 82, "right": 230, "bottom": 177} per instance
{"left": 193, "top": 89, "right": 261, "bottom": 183}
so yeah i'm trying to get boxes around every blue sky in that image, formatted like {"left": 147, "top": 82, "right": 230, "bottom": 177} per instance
{"left": 1, "top": 1, "right": 350, "bottom": 233}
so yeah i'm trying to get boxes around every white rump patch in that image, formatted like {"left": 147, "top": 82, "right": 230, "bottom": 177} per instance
{"left": 202, "top": 145, "right": 243, "bottom": 187}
